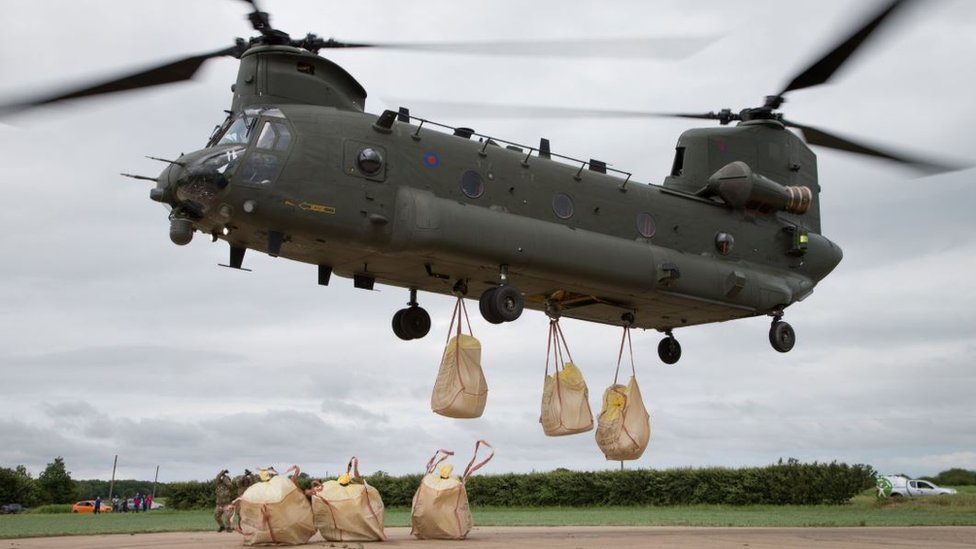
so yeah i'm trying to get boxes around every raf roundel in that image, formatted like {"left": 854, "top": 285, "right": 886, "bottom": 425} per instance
{"left": 423, "top": 151, "right": 440, "bottom": 169}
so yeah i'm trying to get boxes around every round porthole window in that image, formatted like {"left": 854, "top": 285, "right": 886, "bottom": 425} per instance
{"left": 460, "top": 170, "right": 485, "bottom": 199}
{"left": 552, "top": 192, "right": 574, "bottom": 220}
{"left": 715, "top": 232, "right": 735, "bottom": 255}
{"left": 636, "top": 212, "right": 656, "bottom": 238}
{"left": 357, "top": 148, "right": 384, "bottom": 175}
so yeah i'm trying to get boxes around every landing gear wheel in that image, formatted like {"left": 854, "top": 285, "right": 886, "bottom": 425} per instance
{"left": 491, "top": 285, "right": 524, "bottom": 322}
{"left": 479, "top": 286, "right": 524, "bottom": 323}
{"left": 769, "top": 320, "right": 795, "bottom": 353}
{"left": 392, "top": 306, "right": 431, "bottom": 340}
{"left": 479, "top": 288, "right": 504, "bottom": 324}
{"left": 401, "top": 306, "right": 431, "bottom": 340}
{"left": 392, "top": 309, "right": 410, "bottom": 340}
{"left": 658, "top": 336, "right": 681, "bottom": 365}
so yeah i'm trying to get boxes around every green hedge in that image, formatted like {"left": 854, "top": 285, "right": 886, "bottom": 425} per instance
{"left": 159, "top": 459, "right": 874, "bottom": 509}
{"left": 165, "top": 481, "right": 216, "bottom": 510}
{"left": 366, "top": 459, "right": 875, "bottom": 507}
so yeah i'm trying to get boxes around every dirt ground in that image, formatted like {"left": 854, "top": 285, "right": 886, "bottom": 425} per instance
{"left": 3, "top": 526, "right": 975, "bottom": 549}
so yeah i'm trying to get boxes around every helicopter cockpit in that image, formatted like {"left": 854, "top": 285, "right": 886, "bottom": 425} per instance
{"left": 207, "top": 106, "right": 289, "bottom": 148}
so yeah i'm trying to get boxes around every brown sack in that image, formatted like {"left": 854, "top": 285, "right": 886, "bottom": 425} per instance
{"left": 411, "top": 441, "right": 494, "bottom": 540}
{"left": 308, "top": 457, "right": 385, "bottom": 542}
{"left": 540, "top": 320, "right": 594, "bottom": 436}
{"left": 596, "top": 327, "right": 651, "bottom": 460}
{"left": 432, "top": 297, "right": 488, "bottom": 418}
{"left": 237, "top": 466, "right": 316, "bottom": 546}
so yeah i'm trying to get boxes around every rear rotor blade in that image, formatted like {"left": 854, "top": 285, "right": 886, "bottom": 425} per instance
{"left": 784, "top": 119, "right": 964, "bottom": 174}
{"left": 778, "top": 0, "right": 912, "bottom": 96}
{"left": 0, "top": 45, "right": 240, "bottom": 115}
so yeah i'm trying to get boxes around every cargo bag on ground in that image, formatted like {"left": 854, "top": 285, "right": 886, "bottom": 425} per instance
{"left": 307, "top": 456, "right": 385, "bottom": 542}
{"left": 595, "top": 326, "right": 651, "bottom": 460}
{"left": 540, "top": 319, "right": 594, "bottom": 436}
{"left": 236, "top": 466, "right": 316, "bottom": 546}
{"left": 431, "top": 297, "right": 488, "bottom": 418}
{"left": 411, "top": 440, "right": 494, "bottom": 540}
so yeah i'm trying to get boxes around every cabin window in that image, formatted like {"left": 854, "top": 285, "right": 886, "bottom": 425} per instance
{"left": 460, "top": 170, "right": 485, "bottom": 199}
{"left": 636, "top": 212, "right": 656, "bottom": 238}
{"left": 552, "top": 192, "right": 574, "bottom": 220}
{"left": 357, "top": 148, "right": 384, "bottom": 175}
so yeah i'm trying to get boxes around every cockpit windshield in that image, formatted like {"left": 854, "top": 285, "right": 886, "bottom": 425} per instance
{"left": 216, "top": 116, "right": 254, "bottom": 146}
{"left": 208, "top": 107, "right": 287, "bottom": 148}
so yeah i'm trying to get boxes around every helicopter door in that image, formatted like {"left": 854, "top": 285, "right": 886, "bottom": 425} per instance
{"left": 236, "top": 119, "right": 293, "bottom": 186}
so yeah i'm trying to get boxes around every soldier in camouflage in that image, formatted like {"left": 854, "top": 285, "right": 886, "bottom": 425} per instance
{"left": 214, "top": 469, "right": 234, "bottom": 532}
{"left": 229, "top": 469, "right": 256, "bottom": 529}
{"left": 234, "top": 468, "right": 256, "bottom": 498}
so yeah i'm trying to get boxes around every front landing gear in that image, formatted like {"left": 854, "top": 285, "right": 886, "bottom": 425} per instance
{"left": 392, "top": 288, "right": 431, "bottom": 341}
{"left": 657, "top": 331, "right": 681, "bottom": 365}
{"left": 769, "top": 316, "right": 795, "bottom": 353}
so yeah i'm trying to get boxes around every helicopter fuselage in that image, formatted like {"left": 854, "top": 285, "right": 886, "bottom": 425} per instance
{"left": 155, "top": 92, "right": 842, "bottom": 332}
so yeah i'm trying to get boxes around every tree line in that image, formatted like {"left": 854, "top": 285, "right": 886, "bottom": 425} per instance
{"left": 4, "top": 457, "right": 973, "bottom": 509}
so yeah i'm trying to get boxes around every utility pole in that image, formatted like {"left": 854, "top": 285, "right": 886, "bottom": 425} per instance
{"left": 108, "top": 455, "right": 118, "bottom": 502}
{"left": 151, "top": 466, "right": 160, "bottom": 500}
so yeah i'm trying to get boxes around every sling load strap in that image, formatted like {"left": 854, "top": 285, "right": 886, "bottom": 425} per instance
{"left": 286, "top": 464, "right": 301, "bottom": 488}
{"left": 445, "top": 296, "right": 475, "bottom": 345}
{"left": 261, "top": 503, "right": 278, "bottom": 545}
{"left": 346, "top": 456, "right": 361, "bottom": 480}
{"left": 462, "top": 440, "right": 495, "bottom": 482}
{"left": 425, "top": 449, "right": 455, "bottom": 474}
{"left": 613, "top": 326, "right": 637, "bottom": 385}
{"left": 230, "top": 498, "right": 244, "bottom": 533}
{"left": 544, "top": 318, "right": 575, "bottom": 378}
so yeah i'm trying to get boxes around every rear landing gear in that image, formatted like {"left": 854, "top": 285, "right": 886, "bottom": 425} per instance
{"left": 658, "top": 331, "right": 681, "bottom": 365}
{"left": 479, "top": 265, "right": 524, "bottom": 324}
{"left": 769, "top": 316, "right": 795, "bottom": 353}
{"left": 392, "top": 288, "right": 431, "bottom": 341}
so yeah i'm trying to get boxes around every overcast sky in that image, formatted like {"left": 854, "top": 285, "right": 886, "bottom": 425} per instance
{"left": 1, "top": 0, "right": 974, "bottom": 485}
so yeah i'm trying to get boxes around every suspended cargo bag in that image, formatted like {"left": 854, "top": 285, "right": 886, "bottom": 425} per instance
{"left": 540, "top": 319, "right": 594, "bottom": 436}
{"left": 595, "top": 326, "right": 651, "bottom": 460}
{"left": 236, "top": 465, "right": 316, "bottom": 546}
{"left": 431, "top": 297, "right": 488, "bottom": 418}
{"left": 307, "top": 457, "right": 385, "bottom": 542}
{"left": 411, "top": 440, "right": 494, "bottom": 540}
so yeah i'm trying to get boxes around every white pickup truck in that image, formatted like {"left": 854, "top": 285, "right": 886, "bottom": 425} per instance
{"left": 877, "top": 475, "right": 958, "bottom": 498}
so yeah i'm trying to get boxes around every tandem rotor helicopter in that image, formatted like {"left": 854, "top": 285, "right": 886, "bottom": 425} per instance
{"left": 1, "top": 0, "right": 962, "bottom": 364}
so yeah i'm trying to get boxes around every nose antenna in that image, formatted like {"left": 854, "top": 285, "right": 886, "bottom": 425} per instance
{"left": 146, "top": 155, "right": 185, "bottom": 167}
{"left": 120, "top": 173, "right": 157, "bottom": 182}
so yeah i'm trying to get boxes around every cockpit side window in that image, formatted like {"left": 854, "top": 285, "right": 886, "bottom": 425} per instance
{"left": 236, "top": 118, "right": 293, "bottom": 186}
{"left": 255, "top": 121, "right": 293, "bottom": 151}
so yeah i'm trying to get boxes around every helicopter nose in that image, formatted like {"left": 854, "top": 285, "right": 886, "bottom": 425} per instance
{"left": 171, "top": 161, "right": 229, "bottom": 215}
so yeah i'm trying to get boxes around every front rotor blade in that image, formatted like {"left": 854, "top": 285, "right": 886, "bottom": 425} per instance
{"left": 784, "top": 119, "right": 964, "bottom": 174}
{"left": 779, "top": 0, "right": 912, "bottom": 96}
{"left": 0, "top": 45, "right": 239, "bottom": 115}
{"left": 323, "top": 36, "right": 716, "bottom": 59}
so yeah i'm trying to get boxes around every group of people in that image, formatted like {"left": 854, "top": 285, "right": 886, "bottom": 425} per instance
{"left": 214, "top": 468, "right": 257, "bottom": 532}
{"left": 92, "top": 493, "right": 153, "bottom": 513}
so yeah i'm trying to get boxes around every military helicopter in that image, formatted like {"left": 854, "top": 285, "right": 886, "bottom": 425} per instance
{"left": 1, "top": 0, "right": 959, "bottom": 364}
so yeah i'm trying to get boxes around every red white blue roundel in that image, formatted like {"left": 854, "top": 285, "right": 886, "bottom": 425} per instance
{"left": 423, "top": 151, "right": 440, "bottom": 168}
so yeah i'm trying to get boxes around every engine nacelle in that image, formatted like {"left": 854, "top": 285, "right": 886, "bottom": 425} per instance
{"left": 704, "top": 161, "right": 811, "bottom": 214}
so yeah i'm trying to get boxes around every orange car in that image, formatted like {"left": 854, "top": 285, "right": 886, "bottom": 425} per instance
{"left": 71, "top": 500, "right": 112, "bottom": 513}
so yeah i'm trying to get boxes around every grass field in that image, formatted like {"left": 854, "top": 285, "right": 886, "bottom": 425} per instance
{"left": 2, "top": 488, "right": 973, "bottom": 539}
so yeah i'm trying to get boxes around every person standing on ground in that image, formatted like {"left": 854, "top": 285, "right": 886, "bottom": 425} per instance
{"left": 94, "top": 496, "right": 102, "bottom": 514}
{"left": 214, "top": 469, "right": 234, "bottom": 532}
